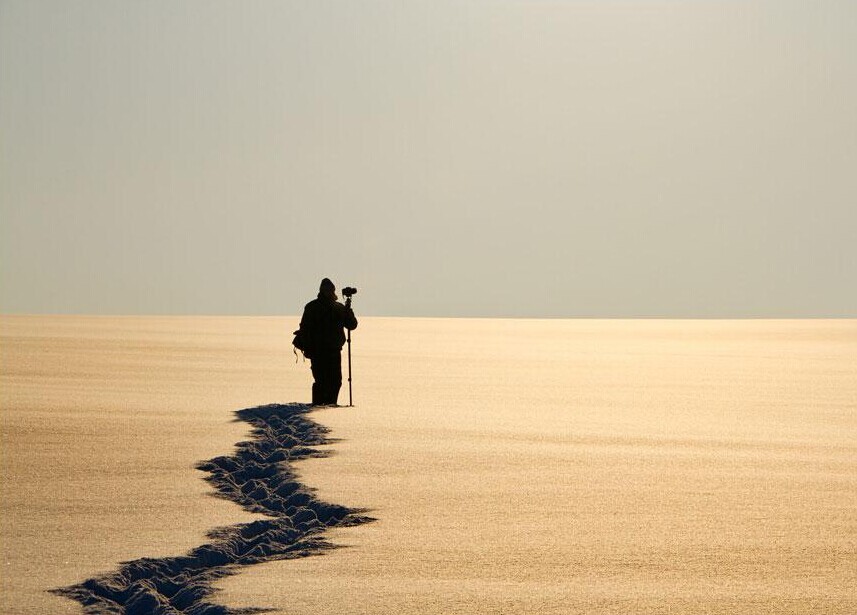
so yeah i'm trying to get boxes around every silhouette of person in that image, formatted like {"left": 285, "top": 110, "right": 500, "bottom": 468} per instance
{"left": 299, "top": 278, "right": 358, "bottom": 406}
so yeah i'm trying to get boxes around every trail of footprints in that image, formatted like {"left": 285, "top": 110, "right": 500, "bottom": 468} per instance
{"left": 55, "top": 403, "right": 374, "bottom": 615}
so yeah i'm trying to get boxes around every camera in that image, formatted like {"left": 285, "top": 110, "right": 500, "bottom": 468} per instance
{"left": 342, "top": 287, "right": 357, "bottom": 298}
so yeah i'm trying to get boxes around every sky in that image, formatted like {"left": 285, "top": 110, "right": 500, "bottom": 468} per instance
{"left": 1, "top": 0, "right": 855, "bottom": 317}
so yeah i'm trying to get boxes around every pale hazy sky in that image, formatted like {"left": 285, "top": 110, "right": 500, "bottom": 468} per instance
{"left": 1, "top": 1, "right": 855, "bottom": 317}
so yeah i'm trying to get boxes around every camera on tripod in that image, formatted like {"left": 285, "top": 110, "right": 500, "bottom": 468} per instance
{"left": 342, "top": 287, "right": 357, "bottom": 298}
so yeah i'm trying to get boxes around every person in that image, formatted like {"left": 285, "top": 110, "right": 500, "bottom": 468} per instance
{"left": 299, "top": 278, "right": 358, "bottom": 406}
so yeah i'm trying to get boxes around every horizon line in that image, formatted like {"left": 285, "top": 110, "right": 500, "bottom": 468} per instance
{"left": 2, "top": 312, "right": 855, "bottom": 321}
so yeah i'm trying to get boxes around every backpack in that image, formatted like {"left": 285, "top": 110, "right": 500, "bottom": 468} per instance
{"left": 292, "top": 327, "right": 312, "bottom": 361}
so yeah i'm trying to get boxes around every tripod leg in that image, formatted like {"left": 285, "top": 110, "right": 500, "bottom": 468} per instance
{"left": 347, "top": 329, "right": 353, "bottom": 407}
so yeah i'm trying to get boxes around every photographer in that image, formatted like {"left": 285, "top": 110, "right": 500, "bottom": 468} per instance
{"left": 298, "top": 278, "right": 358, "bottom": 406}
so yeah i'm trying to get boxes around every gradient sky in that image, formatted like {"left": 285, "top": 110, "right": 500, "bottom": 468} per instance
{"left": 1, "top": 1, "right": 855, "bottom": 317}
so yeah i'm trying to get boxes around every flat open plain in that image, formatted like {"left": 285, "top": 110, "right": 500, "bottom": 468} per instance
{"left": 1, "top": 316, "right": 855, "bottom": 614}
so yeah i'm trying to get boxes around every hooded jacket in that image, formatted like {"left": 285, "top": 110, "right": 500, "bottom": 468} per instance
{"left": 299, "top": 294, "right": 358, "bottom": 356}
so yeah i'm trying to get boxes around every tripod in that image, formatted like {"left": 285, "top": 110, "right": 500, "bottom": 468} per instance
{"left": 345, "top": 297, "right": 354, "bottom": 407}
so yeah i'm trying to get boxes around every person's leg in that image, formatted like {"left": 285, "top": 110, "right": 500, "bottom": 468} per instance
{"left": 312, "top": 352, "right": 340, "bottom": 406}
{"left": 328, "top": 350, "right": 342, "bottom": 405}
{"left": 310, "top": 358, "right": 325, "bottom": 405}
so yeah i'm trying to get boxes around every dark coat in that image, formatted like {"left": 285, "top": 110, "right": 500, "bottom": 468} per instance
{"left": 299, "top": 294, "right": 358, "bottom": 356}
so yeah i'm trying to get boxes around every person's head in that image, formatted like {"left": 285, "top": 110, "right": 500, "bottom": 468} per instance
{"left": 319, "top": 278, "right": 337, "bottom": 301}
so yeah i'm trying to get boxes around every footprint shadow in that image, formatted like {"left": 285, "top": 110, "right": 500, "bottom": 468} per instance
{"left": 52, "top": 403, "right": 374, "bottom": 614}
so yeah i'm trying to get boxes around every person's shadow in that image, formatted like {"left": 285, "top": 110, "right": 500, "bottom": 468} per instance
{"left": 52, "top": 403, "right": 374, "bottom": 614}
